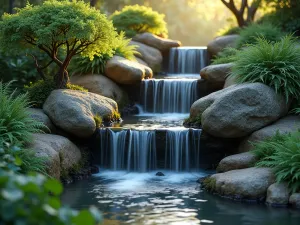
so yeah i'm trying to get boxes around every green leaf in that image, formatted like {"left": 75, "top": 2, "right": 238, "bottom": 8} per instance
{"left": 44, "top": 179, "right": 63, "bottom": 196}
{"left": 73, "top": 210, "right": 95, "bottom": 225}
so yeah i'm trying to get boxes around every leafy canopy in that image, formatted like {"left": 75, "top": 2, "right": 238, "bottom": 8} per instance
{"left": 230, "top": 36, "right": 300, "bottom": 102}
{"left": 110, "top": 4, "right": 168, "bottom": 38}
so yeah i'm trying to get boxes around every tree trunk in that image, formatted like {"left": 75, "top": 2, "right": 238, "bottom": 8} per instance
{"left": 54, "top": 69, "right": 70, "bottom": 89}
{"left": 9, "top": 0, "right": 15, "bottom": 14}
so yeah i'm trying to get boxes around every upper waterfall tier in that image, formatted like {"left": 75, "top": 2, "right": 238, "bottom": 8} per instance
{"left": 168, "top": 47, "right": 207, "bottom": 74}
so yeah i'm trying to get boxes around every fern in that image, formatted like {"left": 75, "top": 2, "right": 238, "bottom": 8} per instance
{"left": 230, "top": 36, "right": 300, "bottom": 102}
{"left": 253, "top": 130, "right": 300, "bottom": 193}
{"left": 113, "top": 32, "right": 139, "bottom": 61}
{"left": 211, "top": 47, "right": 239, "bottom": 65}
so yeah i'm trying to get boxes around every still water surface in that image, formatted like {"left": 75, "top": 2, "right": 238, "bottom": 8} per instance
{"left": 61, "top": 170, "right": 300, "bottom": 225}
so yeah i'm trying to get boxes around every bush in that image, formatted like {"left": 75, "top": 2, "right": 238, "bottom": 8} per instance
{"left": 253, "top": 130, "right": 300, "bottom": 193}
{"left": 25, "top": 78, "right": 87, "bottom": 108}
{"left": 211, "top": 47, "right": 239, "bottom": 65}
{"left": 103, "top": 111, "right": 121, "bottom": 123}
{"left": 93, "top": 114, "right": 103, "bottom": 128}
{"left": 229, "top": 36, "right": 300, "bottom": 102}
{"left": 217, "top": 26, "right": 241, "bottom": 36}
{"left": 110, "top": 5, "right": 168, "bottom": 38}
{"left": 0, "top": 82, "right": 45, "bottom": 146}
{"left": 0, "top": 144, "right": 102, "bottom": 225}
{"left": 113, "top": 32, "right": 139, "bottom": 61}
{"left": 235, "top": 23, "right": 285, "bottom": 49}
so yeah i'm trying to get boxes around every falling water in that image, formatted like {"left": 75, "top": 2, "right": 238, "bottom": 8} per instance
{"left": 168, "top": 47, "right": 207, "bottom": 74}
{"left": 165, "top": 129, "right": 202, "bottom": 171}
{"left": 141, "top": 79, "right": 198, "bottom": 113}
{"left": 98, "top": 129, "right": 156, "bottom": 172}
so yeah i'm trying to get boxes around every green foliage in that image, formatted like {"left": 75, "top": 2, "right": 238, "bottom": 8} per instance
{"left": 211, "top": 47, "right": 239, "bottom": 65}
{"left": 235, "top": 23, "right": 285, "bottom": 49}
{"left": 230, "top": 36, "right": 300, "bottom": 102}
{"left": 0, "top": 0, "right": 118, "bottom": 87}
{"left": 110, "top": 4, "right": 168, "bottom": 38}
{"left": 93, "top": 115, "right": 103, "bottom": 128}
{"left": 253, "top": 130, "right": 300, "bottom": 193}
{"left": 217, "top": 26, "right": 241, "bottom": 36}
{"left": 66, "top": 83, "right": 88, "bottom": 92}
{"left": 202, "top": 177, "right": 217, "bottom": 192}
{"left": 103, "top": 111, "right": 121, "bottom": 123}
{"left": 0, "top": 144, "right": 102, "bottom": 225}
{"left": 114, "top": 32, "right": 139, "bottom": 61}
{"left": 0, "top": 82, "right": 45, "bottom": 146}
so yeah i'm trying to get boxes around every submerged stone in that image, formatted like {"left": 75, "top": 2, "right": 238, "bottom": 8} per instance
{"left": 156, "top": 172, "right": 165, "bottom": 176}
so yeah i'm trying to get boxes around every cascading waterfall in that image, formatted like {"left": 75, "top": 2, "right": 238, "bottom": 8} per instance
{"left": 98, "top": 129, "right": 156, "bottom": 172}
{"left": 168, "top": 47, "right": 207, "bottom": 74}
{"left": 141, "top": 79, "right": 198, "bottom": 113}
{"left": 98, "top": 128, "right": 201, "bottom": 172}
{"left": 165, "top": 129, "right": 202, "bottom": 171}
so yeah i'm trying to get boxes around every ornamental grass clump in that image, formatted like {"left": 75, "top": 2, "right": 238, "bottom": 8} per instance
{"left": 252, "top": 130, "right": 300, "bottom": 193}
{"left": 230, "top": 36, "right": 300, "bottom": 102}
{"left": 110, "top": 5, "right": 168, "bottom": 38}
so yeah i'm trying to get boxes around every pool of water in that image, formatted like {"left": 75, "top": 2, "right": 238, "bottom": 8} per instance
{"left": 61, "top": 170, "right": 300, "bottom": 225}
{"left": 113, "top": 113, "right": 190, "bottom": 130}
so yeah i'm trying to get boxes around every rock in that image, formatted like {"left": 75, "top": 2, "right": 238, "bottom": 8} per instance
{"left": 43, "top": 89, "right": 118, "bottom": 138}
{"left": 131, "top": 41, "right": 163, "bottom": 71}
{"left": 204, "top": 167, "right": 275, "bottom": 201}
{"left": 28, "top": 108, "right": 56, "bottom": 133}
{"left": 266, "top": 183, "right": 289, "bottom": 207}
{"left": 133, "top": 32, "right": 181, "bottom": 52}
{"left": 289, "top": 193, "right": 300, "bottom": 208}
{"left": 91, "top": 165, "right": 100, "bottom": 174}
{"left": 105, "top": 56, "right": 153, "bottom": 84}
{"left": 70, "top": 74, "right": 125, "bottom": 104}
{"left": 216, "top": 152, "right": 257, "bottom": 173}
{"left": 239, "top": 115, "right": 300, "bottom": 152}
{"left": 31, "top": 133, "right": 82, "bottom": 179}
{"left": 156, "top": 172, "right": 165, "bottom": 176}
{"left": 190, "top": 83, "right": 288, "bottom": 138}
{"left": 136, "top": 58, "right": 149, "bottom": 66}
{"left": 207, "top": 35, "right": 239, "bottom": 56}
{"left": 223, "top": 75, "right": 237, "bottom": 88}
{"left": 200, "top": 63, "right": 233, "bottom": 89}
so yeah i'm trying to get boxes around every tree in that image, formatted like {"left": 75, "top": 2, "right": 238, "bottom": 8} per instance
{"left": 0, "top": 0, "right": 117, "bottom": 88}
{"left": 220, "top": 0, "right": 262, "bottom": 27}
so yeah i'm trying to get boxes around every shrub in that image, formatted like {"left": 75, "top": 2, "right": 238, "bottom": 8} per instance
{"left": 25, "top": 78, "right": 87, "bottom": 108}
{"left": 253, "top": 130, "right": 300, "bottom": 193}
{"left": 211, "top": 47, "right": 239, "bottom": 65}
{"left": 0, "top": 0, "right": 118, "bottom": 88}
{"left": 110, "top": 5, "right": 168, "bottom": 38}
{"left": 113, "top": 32, "right": 139, "bottom": 61}
{"left": 217, "top": 26, "right": 241, "bottom": 36}
{"left": 229, "top": 36, "right": 300, "bottom": 102}
{"left": 0, "top": 82, "right": 45, "bottom": 146}
{"left": 0, "top": 144, "right": 102, "bottom": 225}
{"left": 235, "top": 23, "right": 285, "bottom": 49}
{"left": 103, "top": 111, "right": 121, "bottom": 123}
{"left": 93, "top": 114, "right": 103, "bottom": 128}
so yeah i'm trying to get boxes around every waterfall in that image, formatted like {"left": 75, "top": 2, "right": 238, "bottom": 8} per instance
{"left": 168, "top": 47, "right": 207, "bottom": 74}
{"left": 165, "top": 129, "right": 202, "bottom": 171}
{"left": 98, "top": 128, "right": 202, "bottom": 172}
{"left": 141, "top": 79, "right": 198, "bottom": 113}
{"left": 98, "top": 129, "right": 156, "bottom": 172}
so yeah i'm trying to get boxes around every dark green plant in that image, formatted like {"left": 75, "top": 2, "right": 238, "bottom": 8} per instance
{"left": 211, "top": 47, "right": 239, "bottom": 65}
{"left": 93, "top": 114, "right": 103, "bottom": 128}
{"left": 230, "top": 36, "right": 300, "bottom": 102}
{"left": 218, "top": 26, "right": 242, "bottom": 36}
{"left": 25, "top": 78, "right": 87, "bottom": 108}
{"left": 0, "top": 82, "right": 45, "bottom": 146}
{"left": 253, "top": 130, "right": 300, "bottom": 193}
{"left": 0, "top": 144, "right": 102, "bottom": 225}
{"left": 110, "top": 4, "right": 168, "bottom": 38}
{"left": 0, "top": 0, "right": 118, "bottom": 88}
{"left": 235, "top": 23, "right": 285, "bottom": 49}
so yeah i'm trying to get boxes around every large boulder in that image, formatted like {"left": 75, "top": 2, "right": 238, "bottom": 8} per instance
{"left": 190, "top": 83, "right": 288, "bottom": 138}
{"left": 203, "top": 167, "right": 275, "bottom": 201}
{"left": 239, "top": 115, "right": 300, "bottom": 152}
{"left": 223, "top": 75, "right": 237, "bottom": 89}
{"left": 105, "top": 56, "right": 152, "bottom": 84}
{"left": 28, "top": 108, "right": 56, "bottom": 133}
{"left": 43, "top": 89, "right": 118, "bottom": 138}
{"left": 200, "top": 63, "right": 233, "bottom": 89}
{"left": 31, "top": 133, "right": 81, "bottom": 179}
{"left": 131, "top": 41, "right": 163, "bottom": 71}
{"left": 266, "top": 183, "right": 289, "bottom": 207}
{"left": 289, "top": 193, "right": 300, "bottom": 208}
{"left": 133, "top": 32, "right": 181, "bottom": 52}
{"left": 216, "top": 152, "right": 257, "bottom": 173}
{"left": 207, "top": 35, "right": 239, "bottom": 56}
{"left": 70, "top": 74, "right": 125, "bottom": 104}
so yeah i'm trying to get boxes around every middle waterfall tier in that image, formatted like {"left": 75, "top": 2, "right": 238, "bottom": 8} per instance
{"left": 141, "top": 79, "right": 199, "bottom": 113}
{"left": 97, "top": 128, "right": 202, "bottom": 172}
